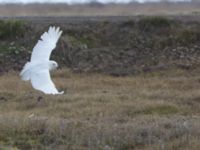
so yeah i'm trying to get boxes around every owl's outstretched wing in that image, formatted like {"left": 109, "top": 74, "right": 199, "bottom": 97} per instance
{"left": 30, "top": 68, "right": 64, "bottom": 95}
{"left": 31, "top": 26, "right": 62, "bottom": 62}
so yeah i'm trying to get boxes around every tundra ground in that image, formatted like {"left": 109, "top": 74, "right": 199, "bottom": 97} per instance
{"left": 0, "top": 69, "right": 200, "bottom": 150}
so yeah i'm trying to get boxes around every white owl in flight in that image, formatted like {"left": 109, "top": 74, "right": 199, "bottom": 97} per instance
{"left": 20, "top": 26, "right": 64, "bottom": 95}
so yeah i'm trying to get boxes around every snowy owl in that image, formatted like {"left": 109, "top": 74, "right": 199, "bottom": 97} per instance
{"left": 20, "top": 26, "right": 64, "bottom": 95}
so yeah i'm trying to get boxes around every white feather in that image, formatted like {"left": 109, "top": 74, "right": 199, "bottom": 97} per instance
{"left": 20, "top": 26, "right": 64, "bottom": 95}
{"left": 31, "top": 26, "right": 62, "bottom": 61}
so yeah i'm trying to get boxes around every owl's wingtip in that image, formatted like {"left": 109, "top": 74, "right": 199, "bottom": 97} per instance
{"left": 58, "top": 91, "right": 64, "bottom": 95}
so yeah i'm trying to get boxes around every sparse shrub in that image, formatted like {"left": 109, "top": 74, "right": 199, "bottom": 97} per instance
{"left": 175, "top": 28, "right": 200, "bottom": 45}
{"left": 121, "top": 20, "right": 135, "bottom": 27}
{"left": 138, "top": 16, "right": 174, "bottom": 32}
{"left": 154, "top": 36, "right": 175, "bottom": 49}
{"left": 0, "top": 20, "right": 26, "bottom": 39}
{"left": 63, "top": 35, "right": 88, "bottom": 49}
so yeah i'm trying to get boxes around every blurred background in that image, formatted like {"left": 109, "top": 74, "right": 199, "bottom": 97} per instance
{"left": 0, "top": 0, "right": 199, "bottom": 16}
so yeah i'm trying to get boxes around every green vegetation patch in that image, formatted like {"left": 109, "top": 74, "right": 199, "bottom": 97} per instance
{"left": 175, "top": 28, "right": 200, "bottom": 45}
{"left": 0, "top": 20, "right": 27, "bottom": 39}
{"left": 63, "top": 35, "right": 88, "bottom": 49}
{"left": 0, "top": 43, "right": 23, "bottom": 54}
{"left": 141, "top": 105, "right": 179, "bottom": 115}
{"left": 63, "top": 34, "right": 97, "bottom": 49}
{"left": 126, "top": 105, "right": 180, "bottom": 117}
{"left": 120, "top": 20, "right": 135, "bottom": 28}
{"left": 138, "top": 16, "right": 175, "bottom": 32}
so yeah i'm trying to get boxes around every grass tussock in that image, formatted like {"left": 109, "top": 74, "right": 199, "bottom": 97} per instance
{"left": 0, "top": 69, "right": 200, "bottom": 149}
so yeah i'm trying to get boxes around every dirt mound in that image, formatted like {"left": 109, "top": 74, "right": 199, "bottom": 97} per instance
{"left": 0, "top": 16, "right": 200, "bottom": 75}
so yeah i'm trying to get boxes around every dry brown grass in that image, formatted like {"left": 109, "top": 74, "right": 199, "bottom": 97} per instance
{"left": 0, "top": 68, "right": 200, "bottom": 149}
{"left": 0, "top": 2, "right": 200, "bottom": 17}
